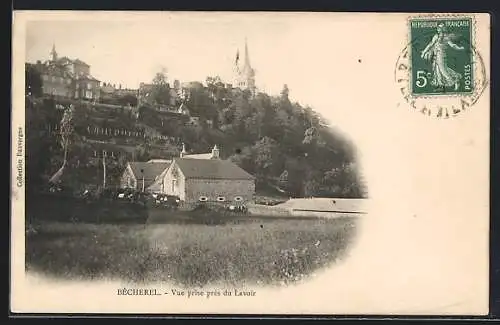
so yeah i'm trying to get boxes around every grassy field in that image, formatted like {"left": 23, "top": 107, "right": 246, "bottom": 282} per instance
{"left": 26, "top": 215, "right": 357, "bottom": 288}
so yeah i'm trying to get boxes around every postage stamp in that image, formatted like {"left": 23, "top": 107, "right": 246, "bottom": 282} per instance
{"left": 395, "top": 15, "right": 488, "bottom": 119}
{"left": 410, "top": 17, "right": 473, "bottom": 96}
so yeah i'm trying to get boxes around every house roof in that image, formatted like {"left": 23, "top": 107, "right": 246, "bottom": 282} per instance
{"left": 174, "top": 158, "right": 255, "bottom": 180}
{"left": 31, "top": 60, "right": 98, "bottom": 81}
{"left": 128, "top": 161, "right": 171, "bottom": 187}
{"left": 147, "top": 159, "right": 172, "bottom": 163}
{"left": 35, "top": 62, "right": 74, "bottom": 79}
{"left": 183, "top": 153, "right": 213, "bottom": 159}
{"left": 73, "top": 58, "right": 90, "bottom": 66}
{"left": 77, "top": 73, "right": 100, "bottom": 82}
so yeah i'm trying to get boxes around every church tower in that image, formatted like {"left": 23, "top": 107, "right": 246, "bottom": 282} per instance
{"left": 50, "top": 43, "right": 58, "bottom": 62}
{"left": 233, "top": 38, "right": 256, "bottom": 96}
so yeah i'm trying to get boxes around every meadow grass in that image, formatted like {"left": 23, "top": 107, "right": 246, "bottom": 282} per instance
{"left": 26, "top": 215, "right": 357, "bottom": 288}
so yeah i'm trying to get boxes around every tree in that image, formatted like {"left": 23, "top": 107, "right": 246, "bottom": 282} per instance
{"left": 25, "top": 65, "right": 43, "bottom": 97}
{"left": 27, "top": 69, "right": 364, "bottom": 198}
{"left": 323, "top": 162, "right": 366, "bottom": 198}
{"left": 252, "top": 136, "right": 281, "bottom": 178}
{"left": 302, "top": 126, "right": 319, "bottom": 145}
{"left": 49, "top": 105, "right": 75, "bottom": 184}
{"left": 132, "top": 144, "right": 150, "bottom": 162}
{"left": 251, "top": 93, "right": 275, "bottom": 139}
{"left": 278, "top": 169, "right": 289, "bottom": 190}
{"left": 151, "top": 70, "right": 171, "bottom": 106}
{"left": 280, "top": 84, "right": 289, "bottom": 100}
{"left": 228, "top": 146, "right": 255, "bottom": 175}
{"left": 283, "top": 157, "right": 304, "bottom": 197}
{"left": 26, "top": 97, "right": 56, "bottom": 190}
{"left": 302, "top": 167, "right": 321, "bottom": 197}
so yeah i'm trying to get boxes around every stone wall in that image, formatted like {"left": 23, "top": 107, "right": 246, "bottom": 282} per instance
{"left": 162, "top": 165, "right": 186, "bottom": 200}
{"left": 184, "top": 178, "right": 255, "bottom": 204}
{"left": 41, "top": 75, "right": 72, "bottom": 98}
{"left": 120, "top": 166, "right": 136, "bottom": 189}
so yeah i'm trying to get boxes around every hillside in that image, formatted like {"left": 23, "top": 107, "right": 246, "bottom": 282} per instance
{"left": 25, "top": 68, "right": 367, "bottom": 198}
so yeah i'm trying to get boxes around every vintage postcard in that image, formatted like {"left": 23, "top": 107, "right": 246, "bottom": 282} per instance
{"left": 11, "top": 11, "right": 490, "bottom": 315}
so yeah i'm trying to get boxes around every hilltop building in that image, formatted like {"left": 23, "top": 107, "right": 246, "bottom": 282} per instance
{"left": 137, "top": 81, "right": 179, "bottom": 108}
{"left": 233, "top": 38, "right": 256, "bottom": 96}
{"left": 100, "top": 82, "right": 138, "bottom": 97}
{"left": 29, "top": 44, "right": 101, "bottom": 100}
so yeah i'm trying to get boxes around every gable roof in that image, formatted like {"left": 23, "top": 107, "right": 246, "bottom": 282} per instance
{"left": 174, "top": 158, "right": 255, "bottom": 180}
{"left": 128, "top": 161, "right": 171, "bottom": 188}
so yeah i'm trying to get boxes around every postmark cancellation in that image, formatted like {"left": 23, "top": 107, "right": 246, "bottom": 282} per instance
{"left": 395, "top": 14, "right": 488, "bottom": 119}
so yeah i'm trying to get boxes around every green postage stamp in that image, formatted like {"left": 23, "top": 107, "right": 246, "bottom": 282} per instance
{"left": 395, "top": 14, "right": 487, "bottom": 118}
{"left": 410, "top": 18, "right": 473, "bottom": 96}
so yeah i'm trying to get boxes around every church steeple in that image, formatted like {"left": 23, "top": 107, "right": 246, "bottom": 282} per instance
{"left": 243, "top": 38, "right": 251, "bottom": 70}
{"left": 50, "top": 43, "right": 58, "bottom": 61}
{"left": 233, "top": 38, "right": 256, "bottom": 95}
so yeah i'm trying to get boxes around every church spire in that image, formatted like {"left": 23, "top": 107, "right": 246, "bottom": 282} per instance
{"left": 50, "top": 43, "right": 58, "bottom": 61}
{"left": 233, "top": 37, "right": 256, "bottom": 96}
{"left": 244, "top": 37, "right": 251, "bottom": 68}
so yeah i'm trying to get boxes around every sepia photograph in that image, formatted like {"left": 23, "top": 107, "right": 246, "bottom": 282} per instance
{"left": 11, "top": 11, "right": 490, "bottom": 315}
{"left": 23, "top": 17, "right": 367, "bottom": 288}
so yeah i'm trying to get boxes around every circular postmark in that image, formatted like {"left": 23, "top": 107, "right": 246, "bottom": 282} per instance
{"left": 395, "top": 17, "right": 488, "bottom": 119}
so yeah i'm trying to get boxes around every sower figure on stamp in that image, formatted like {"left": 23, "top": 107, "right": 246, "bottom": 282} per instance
{"left": 420, "top": 22, "right": 465, "bottom": 91}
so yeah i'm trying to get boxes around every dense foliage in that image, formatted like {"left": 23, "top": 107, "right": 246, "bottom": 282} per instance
{"left": 25, "top": 67, "right": 366, "bottom": 198}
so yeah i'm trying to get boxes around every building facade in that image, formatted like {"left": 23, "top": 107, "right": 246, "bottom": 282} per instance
{"left": 74, "top": 75, "right": 101, "bottom": 100}
{"left": 30, "top": 44, "right": 101, "bottom": 100}
{"left": 138, "top": 82, "right": 179, "bottom": 108}
{"left": 120, "top": 160, "right": 172, "bottom": 192}
{"left": 159, "top": 145, "right": 256, "bottom": 204}
{"left": 39, "top": 68, "right": 73, "bottom": 98}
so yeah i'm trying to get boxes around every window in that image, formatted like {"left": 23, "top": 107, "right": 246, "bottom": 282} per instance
{"left": 87, "top": 83, "right": 92, "bottom": 90}
{"left": 76, "top": 83, "right": 80, "bottom": 89}
{"left": 42, "top": 75, "right": 49, "bottom": 81}
{"left": 171, "top": 180, "right": 177, "bottom": 192}
{"left": 74, "top": 91, "right": 79, "bottom": 98}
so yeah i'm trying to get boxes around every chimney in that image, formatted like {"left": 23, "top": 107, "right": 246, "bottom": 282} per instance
{"left": 180, "top": 143, "right": 187, "bottom": 158}
{"left": 211, "top": 144, "right": 220, "bottom": 159}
